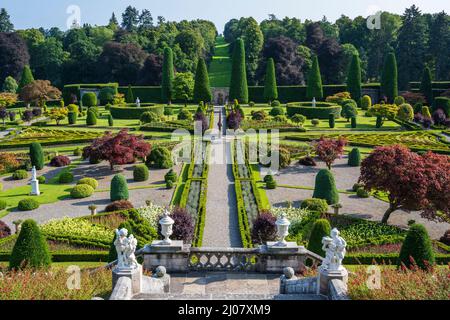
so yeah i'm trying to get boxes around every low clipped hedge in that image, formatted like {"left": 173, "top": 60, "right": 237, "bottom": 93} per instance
{"left": 70, "top": 184, "right": 94, "bottom": 199}
{"left": 110, "top": 104, "right": 164, "bottom": 119}
{"left": 286, "top": 102, "right": 342, "bottom": 119}
{"left": 18, "top": 199, "right": 40, "bottom": 211}
{"left": 77, "top": 178, "right": 98, "bottom": 190}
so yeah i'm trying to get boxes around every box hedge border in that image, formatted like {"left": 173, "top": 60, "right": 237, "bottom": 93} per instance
{"left": 286, "top": 102, "right": 342, "bottom": 119}
{"left": 110, "top": 104, "right": 164, "bottom": 119}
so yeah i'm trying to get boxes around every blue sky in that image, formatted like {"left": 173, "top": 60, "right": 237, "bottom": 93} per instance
{"left": 2, "top": 0, "right": 449, "bottom": 32}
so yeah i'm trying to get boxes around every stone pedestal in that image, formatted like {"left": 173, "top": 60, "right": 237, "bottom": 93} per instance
{"left": 30, "top": 179, "right": 40, "bottom": 196}
{"left": 112, "top": 264, "right": 142, "bottom": 295}
{"left": 318, "top": 267, "right": 348, "bottom": 296}
{"left": 259, "top": 244, "right": 310, "bottom": 273}
{"left": 266, "top": 242, "right": 300, "bottom": 253}
{"left": 143, "top": 241, "right": 190, "bottom": 273}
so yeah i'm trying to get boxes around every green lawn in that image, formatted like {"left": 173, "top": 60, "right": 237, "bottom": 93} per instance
{"left": 209, "top": 36, "right": 232, "bottom": 87}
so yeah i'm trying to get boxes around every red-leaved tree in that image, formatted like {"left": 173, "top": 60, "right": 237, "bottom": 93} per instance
{"left": 313, "top": 136, "right": 347, "bottom": 169}
{"left": 83, "top": 129, "right": 151, "bottom": 170}
{"left": 359, "top": 145, "right": 450, "bottom": 224}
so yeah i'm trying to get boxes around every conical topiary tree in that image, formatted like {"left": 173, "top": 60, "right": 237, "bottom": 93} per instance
{"left": 420, "top": 66, "right": 433, "bottom": 105}
{"left": 307, "top": 219, "right": 331, "bottom": 257}
{"left": 19, "top": 65, "right": 34, "bottom": 91}
{"left": 313, "top": 169, "right": 339, "bottom": 205}
{"left": 381, "top": 52, "right": 398, "bottom": 103}
{"left": 125, "top": 85, "right": 134, "bottom": 104}
{"left": 347, "top": 54, "right": 362, "bottom": 103}
{"left": 263, "top": 58, "right": 278, "bottom": 103}
{"left": 348, "top": 148, "right": 361, "bottom": 167}
{"left": 9, "top": 219, "right": 51, "bottom": 270}
{"left": 229, "top": 38, "right": 248, "bottom": 104}
{"left": 86, "top": 110, "right": 97, "bottom": 126}
{"left": 161, "top": 47, "right": 174, "bottom": 104}
{"left": 193, "top": 58, "right": 212, "bottom": 103}
{"left": 399, "top": 224, "right": 435, "bottom": 270}
{"left": 306, "top": 55, "right": 323, "bottom": 100}
{"left": 110, "top": 174, "right": 129, "bottom": 201}
{"left": 108, "top": 113, "right": 114, "bottom": 126}
{"left": 29, "top": 142, "right": 44, "bottom": 170}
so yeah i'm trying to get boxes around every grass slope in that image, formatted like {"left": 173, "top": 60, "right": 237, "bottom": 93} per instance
{"left": 209, "top": 36, "right": 232, "bottom": 88}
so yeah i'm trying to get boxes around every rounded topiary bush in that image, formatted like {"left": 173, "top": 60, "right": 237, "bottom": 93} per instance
{"left": 177, "top": 109, "right": 192, "bottom": 121}
{"left": 110, "top": 174, "right": 129, "bottom": 201}
{"left": 49, "top": 155, "right": 71, "bottom": 167}
{"left": 399, "top": 224, "right": 435, "bottom": 270}
{"left": 271, "top": 100, "right": 281, "bottom": 107}
{"left": 82, "top": 92, "right": 97, "bottom": 107}
{"left": 164, "top": 108, "right": 174, "bottom": 116}
{"left": 307, "top": 219, "right": 331, "bottom": 257}
{"left": 68, "top": 112, "right": 77, "bottom": 125}
{"left": 351, "top": 116, "right": 357, "bottom": 128}
{"left": 251, "top": 212, "right": 277, "bottom": 244}
{"left": 300, "top": 198, "right": 329, "bottom": 213}
{"left": 165, "top": 169, "right": 178, "bottom": 183}
{"left": 9, "top": 219, "right": 51, "bottom": 270}
{"left": 266, "top": 179, "right": 277, "bottom": 189}
{"left": 146, "top": 146, "right": 173, "bottom": 169}
{"left": 86, "top": 110, "right": 97, "bottom": 126}
{"left": 264, "top": 175, "right": 274, "bottom": 183}
{"left": 18, "top": 199, "right": 40, "bottom": 211}
{"left": 397, "top": 103, "right": 414, "bottom": 122}
{"left": 105, "top": 200, "right": 134, "bottom": 212}
{"left": 166, "top": 180, "right": 174, "bottom": 189}
{"left": 133, "top": 164, "right": 149, "bottom": 182}
{"left": 329, "top": 114, "right": 335, "bottom": 128}
{"left": 269, "top": 106, "right": 284, "bottom": 117}
{"left": 394, "top": 96, "right": 405, "bottom": 106}
{"left": 352, "top": 183, "right": 365, "bottom": 192}
{"left": 311, "top": 119, "right": 320, "bottom": 126}
{"left": 77, "top": 177, "right": 98, "bottom": 190}
{"left": 98, "top": 87, "right": 116, "bottom": 105}
{"left": 37, "top": 176, "right": 46, "bottom": 184}
{"left": 0, "top": 200, "right": 7, "bottom": 210}
{"left": 356, "top": 188, "right": 370, "bottom": 198}
{"left": 140, "top": 111, "right": 159, "bottom": 124}
{"left": 12, "top": 170, "right": 28, "bottom": 180}
{"left": 313, "top": 169, "right": 339, "bottom": 205}
{"left": 251, "top": 110, "right": 267, "bottom": 121}
{"left": 70, "top": 184, "right": 94, "bottom": 199}
{"left": 29, "top": 142, "right": 44, "bottom": 170}
{"left": 292, "top": 114, "right": 306, "bottom": 125}
{"left": 58, "top": 170, "right": 74, "bottom": 184}
{"left": 348, "top": 148, "right": 361, "bottom": 167}
{"left": 361, "top": 95, "right": 372, "bottom": 110}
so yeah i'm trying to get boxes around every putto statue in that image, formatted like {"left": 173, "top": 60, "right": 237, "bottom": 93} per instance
{"left": 114, "top": 228, "right": 138, "bottom": 270}
{"left": 320, "top": 228, "right": 347, "bottom": 271}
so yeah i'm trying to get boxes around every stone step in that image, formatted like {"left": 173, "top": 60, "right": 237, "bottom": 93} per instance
{"left": 133, "top": 293, "right": 326, "bottom": 300}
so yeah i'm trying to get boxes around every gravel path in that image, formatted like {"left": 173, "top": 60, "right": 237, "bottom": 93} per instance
{"left": 202, "top": 106, "right": 242, "bottom": 248}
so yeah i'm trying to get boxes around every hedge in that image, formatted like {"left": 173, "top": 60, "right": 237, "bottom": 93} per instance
{"left": 110, "top": 104, "right": 164, "bottom": 119}
{"left": 286, "top": 102, "right": 342, "bottom": 119}
{"left": 117, "top": 86, "right": 162, "bottom": 103}
{"left": 62, "top": 83, "right": 118, "bottom": 103}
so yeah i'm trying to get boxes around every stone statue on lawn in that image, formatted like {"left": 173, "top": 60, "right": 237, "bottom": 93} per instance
{"left": 114, "top": 228, "right": 138, "bottom": 270}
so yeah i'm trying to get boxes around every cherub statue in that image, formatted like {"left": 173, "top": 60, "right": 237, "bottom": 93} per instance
{"left": 321, "top": 236, "right": 335, "bottom": 270}
{"left": 114, "top": 228, "right": 139, "bottom": 269}
{"left": 320, "top": 228, "right": 347, "bottom": 271}
{"left": 124, "top": 234, "right": 138, "bottom": 269}
{"left": 330, "top": 228, "right": 347, "bottom": 270}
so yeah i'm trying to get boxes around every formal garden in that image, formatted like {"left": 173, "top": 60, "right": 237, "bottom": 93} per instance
{"left": 0, "top": 4, "right": 449, "bottom": 301}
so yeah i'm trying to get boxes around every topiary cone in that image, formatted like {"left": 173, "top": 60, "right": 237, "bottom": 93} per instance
{"left": 307, "top": 219, "right": 331, "bottom": 257}
{"left": 313, "top": 169, "right": 339, "bottom": 205}
{"left": 399, "top": 224, "right": 435, "bottom": 270}
{"left": 110, "top": 174, "right": 129, "bottom": 201}
{"left": 348, "top": 148, "right": 361, "bottom": 167}
{"left": 29, "top": 142, "right": 44, "bottom": 170}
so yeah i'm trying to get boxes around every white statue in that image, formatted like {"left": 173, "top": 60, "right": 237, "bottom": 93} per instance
{"left": 312, "top": 97, "right": 316, "bottom": 108}
{"left": 114, "top": 228, "right": 138, "bottom": 269}
{"left": 30, "top": 166, "right": 40, "bottom": 196}
{"left": 320, "top": 228, "right": 347, "bottom": 271}
{"left": 136, "top": 97, "right": 141, "bottom": 108}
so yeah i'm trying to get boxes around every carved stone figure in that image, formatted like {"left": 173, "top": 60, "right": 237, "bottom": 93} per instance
{"left": 115, "top": 228, "right": 138, "bottom": 269}
{"left": 320, "top": 228, "right": 347, "bottom": 271}
{"left": 30, "top": 166, "right": 40, "bottom": 196}
{"left": 136, "top": 97, "right": 141, "bottom": 108}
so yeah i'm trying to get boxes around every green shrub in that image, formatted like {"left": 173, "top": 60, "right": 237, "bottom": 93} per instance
{"left": 266, "top": 178, "right": 277, "bottom": 189}
{"left": 421, "top": 106, "right": 432, "bottom": 118}
{"left": 86, "top": 110, "right": 97, "bottom": 126}
{"left": 306, "top": 56, "right": 323, "bottom": 100}
{"left": 376, "top": 116, "right": 383, "bottom": 128}
{"left": 311, "top": 119, "right": 320, "bottom": 127}
{"left": 68, "top": 112, "right": 77, "bottom": 125}
{"left": 9, "top": 219, "right": 51, "bottom": 270}
{"left": 12, "top": 170, "right": 28, "bottom": 180}
{"left": 29, "top": 142, "right": 44, "bottom": 170}
{"left": 291, "top": 114, "right": 306, "bottom": 125}
{"left": 394, "top": 96, "right": 405, "bottom": 106}
{"left": 165, "top": 169, "right": 178, "bottom": 183}
{"left": 264, "top": 175, "right": 274, "bottom": 183}
{"left": 133, "top": 164, "right": 149, "bottom": 182}
{"left": 361, "top": 95, "right": 372, "bottom": 110}
{"left": 164, "top": 108, "right": 174, "bottom": 116}
{"left": 342, "top": 103, "right": 358, "bottom": 120}
{"left": 166, "top": 180, "right": 174, "bottom": 189}
{"left": 352, "top": 183, "right": 365, "bottom": 192}
{"left": 399, "top": 224, "right": 435, "bottom": 270}
{"left": 82, "top": 92, "right": 97, "bottom": 107}
{"left": 193, "top": 58, "right": 212, "bottom": 103}
{"left": 307, "top": 219, "right": 331, "bottom": 257}
{"left": 140, "top": 111, "right": 159, "bottom": 124}
{"left": 286, "top": 102, "right": 341, "bottom": 119}
{"left": 313, "top": 169, "right": 339, "bottom": 205}
{"left": 98, "top": 87, "right": 116, "bottom": 105}
{"left": 58, "top": 170, "right": 74, "bottom": 183}
{"left": 229, "top": 38, "right": 249, "bottom": 104}
{"left": 433, "top": 97, "right": 450, "bottom": 116}
{"left": 381, "top": 53, "right": 398, "bottom": 102}
{"left": 146, "top": 146, "right": 173, "bottom": 169}
{"left": 177, "top": 109, "right": 192, "bottom": 121}
{"left": 110, "top": 105, "right": 164, "bottom": 119}
{"left": 110, "top": 174, "right": 129, "bottom": 201}
{"left": 18, "top": 199, "right": 40, "bottom": 211}
{"left": 108, "top": 114, "right": 114, "bottom": 126}
{"left": 77, "top": 178, "right": 98, "bottom": 190}
{"left": 271, "top": 100, "right": 281, "bottom": 107}
{"left": 37, "top": 176, "right": 46, "bottom": 184}
{"left": 300, "top": 198, "right": 329, "bottom": 213}
{"left": 348, "top": 148, "right": 361, "bottom": 167}
{"left": 351, "top": 116, "right": 357, "bottom": 128}
{"left": 70, "top": 184, "right": 94, "bottom": 199}
{"left": 329, "top": 114, "right": 335, "bottom": 128}
{"left": 356, "top": 188, "right": 370, "bottom": 198}
{"left": 264, "top": 58, "right": 278, "bottom": 102}
{"left": 397, "top": 103, "right": 414, "bottom": 122}
{"left": 0, "top": 200, "right": 7, "bottom": 210}
{"left": 73, "top": 147, "right": 82, "bottom": 156}
{"left": 269, "top": 106, "right": 284, "bottom": 117}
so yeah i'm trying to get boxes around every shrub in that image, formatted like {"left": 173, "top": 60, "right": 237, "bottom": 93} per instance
{"left": 273, "top": 115, "right": 288, "bottom": 122}
{"left": 68, "top": 112, "right": 77, "bottom": 125}
{"left": 421, "top": 106, "right": 432, "bottom": 118}
{"left": 86, "top": 110, "right": 97, "bottom": 126}
{"left": 37, "top": 176, "right": 46, "bottom": 184}
{"left": 361, "top": 95, "right": 372, "bottom": 110}
{"left": 251, "top": 212, "right": 277, "bottom": 244}
{"left": 433, "top": 97, "right": 450, "bottom": 116}
{"left": 291, "top": 114, "right": 306, "bottom": 125}
{"left": 18, "top": 199, "right": 40, "bottom": 211}
{"left": 299, "top": 156, "right": 317, "bottom": 166}
{"left": 146, "top": 146, "right": 173, "bottom": 169}
{"left": 164, "top": 107, "right": 174, "bottom": 116}
{"left": 49, "top": 155, "right": 71, "bottom": 167}
{"left": 307, "top": 219, "right": 331, "bottom": 257}
{"left": 439, "top": 230, "right": 450, "bottom": 246}
{"left": 376, "top": 116, "right": 383, "bottom": 128}
{"left": 397, "top": 103, "right": 414, "bottom": 122}
{"left": 272, "top": 147, "right": 291, "bottom": 168}
{"left": 133, "top": 164, "right": 149, "bottom": 182}
{"left": 9, "top": 219, "right": 51, "bottom": 270}
{"left": 58, "top": 170, "right": 74, "bottom": 183}
{"left": 165, "top": 169, "right": 178, "bottom": 183}
{"left": 177, "top": 109, "right": 192, "bottom": 121}
{"left": 394, "top": 96, "right": 405, "bottom": 106}
{"left": 77, "top": 178, "right": 98, "bottom": 190}
{"left": 157, "top": 207, "right": 194, "bottom": 242}
{"left": 356, "top": 188, "right": 370, "bottom": 198}
{"left": 342, "top": 103, "right": 358, "bottom": 120}
{"left": 73, "top": 147, "right": 82, "bottom": 156}
{"left": 300, "top": 198, "right": 329, "bottom": 213}
{"left": 67, "top": 104, "right": 79, "bottom": 113}
{"left": 82, "top": 92, "right": 97, "bottom": 107}
{"left": 12, "top": 170, "right": 28, "bottom": 180}
{"left": 110, "top": 174, "right": 129, "bottom": 201}
{"left": 140, "top": 111, "right": 159, "bottom": 124}
{"left": 329, "top": 114, "right": 335, "bottom": 128}
{"left": 29, "top": 142, "right": 44, "bottom": 170}
{"left": 266, "top": 179, "right": 277, "bottom": 189}
{"left": 269, "top": 106, "right": 284, "bottom": 117}
{"left": 311, "top": 119, "right": 320, "bottom": 127}
{"left": 251, "top": 110, "right": 267, "bottom": 121}
{"left": 271, "top": 100, "right": 281, "bottom": 107}
{"left": 0, "top": 220, "right": 11, "bottom": 238}
{"left": 351, "top": 116, "right": 357, "bottom": 128}
{"left": 98, "top": 87, "right": 116, "bottom": 105}
{"left": 352, "top": 183, "right": 365, "bottom": 192}
{"left": 399, "top": 224, "right": 435, "bottom": 270}
{"left": 348, "top": 148, "right": 361, "bottom": 167}
{"left": 313, "top": 169, "right": 339, "bottom": 205}
{"left": 105, "top": 200, "right": 134, "bottom": 212}
{"left": 70, "top": 184, "right": 94, "bottom": 199}
{"left": 0, "top": 200, "right": 7, "bottom": 210}
{"left": 432, "top": 109, "right": 447, "bottom": 126}
{"left": 108, "top": 114, "right": 114, "bottom": 127}
{"left": 166, "top": 180, "right": 174, "bottom": 189}
{"left": 306, "top": 55, "right": 323, "bottom": 100}
{"left": 264, "top": 175, "right": 274, "bottom": 183}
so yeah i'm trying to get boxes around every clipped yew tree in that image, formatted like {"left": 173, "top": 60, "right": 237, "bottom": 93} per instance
{"left": 19, "top": 65, "right": 34, "bottom": 91}
{"left": 10, "top": 219, "right": 51, "bottom": 270}
{"left": 307, "top": 219, "right": 331, "bottom": 257}
{"left": 193, "top": 58, "right": 212, "bottom": 103}
{"left": 313, "top": 169, "right": 339, "bottom": 205}
{"left": 346, "top": 54, "right": 362, "bottom": 102}
{"left": 125, "top": 85, "right": 134, "bottom": 103}
{"left": 420, "top": 66, "right": 433, "bottom": 105}
{"left": 110, "top": 174, "right": 129, "bottom": 201}
{"left": 263, "top": 58, "right": 278, "bottom": 103}
{"left": 399, "top": 224, "right": 435, "bottom": 270}
{"left": 306, "top": 55, "right": 323, "bottom": 100}
{"left": 146, "top": 146, "right": 173, "bottom": 169}
{"left": 348, "top": 148, "right": 362, "bottom": 167}
{"left": 29, "top": 142, "right": 44, "bottom": 170}
{"left": 161, "top": 47, "right": 174, "bottom": 104}
{"left": 381, "top": 52, "right": 398, "bottom": 102}
{"left": 86, "top": 109, "right": 97, "bottom": 126}
{"left": 229, "top": 38, "right": 248, "bottom": 104}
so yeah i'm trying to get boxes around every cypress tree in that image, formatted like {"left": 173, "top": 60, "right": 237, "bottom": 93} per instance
{"left": 346, "top": 54, "right": 362, "bottom": 102}
{"left": 399, "top": 224, "right": 435, "bottom": 270}
{"left": 110, "top": 174, "right": 129, "bottom": 201}
{"left": 306, "top": 55, "right": 323, "bottom": 100}
{"left": 263, "top": 58, "right": 278, "bottom": 103}
{"left": 420, "top": 66, "right": 433, "bottom": 105}
{"left": 108, "top": 113, "right": 114, "bottom": 126}
{"left": 307, "top": 219, "right": 331, "bottom": 257}
{"left": 10, "top": 219, "right": 51, "bottom": 270}
{"left": 348, "top": 148, "right": 361, "bottom": 167}
{"left": 193, "top": 58, "right": 212, "bottom": 103}
{"left": 161, "top": 47, "right": 174, "bottom": 104}
{"left": 19, "top": 65, "right": 34, "bottom": 91}
{"left": 29, "top": 142, "right": 44, "bottom": 170}
{"left": 313, "top": 169, "right": 339, "bottom": 205}
{"left": 381, "top": 52, "right": 398, "bottom": 103}
{"left": 329, "top": 114, "right": 335, "bottom": 128}
{"left": 126, "top": 85, "right": 134, "bottom": 103}
{"left": 229, "top": 38, "right": 248, "bottom": 104}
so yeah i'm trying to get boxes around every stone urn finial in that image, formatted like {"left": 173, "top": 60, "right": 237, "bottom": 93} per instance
{"left": 275, "top": 213, "right": 291, "bottom": 247}
{"left": 159, "top": 210, "right": 174, "bottom": 245}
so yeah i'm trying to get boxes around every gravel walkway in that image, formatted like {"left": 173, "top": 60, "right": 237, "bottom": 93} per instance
{"left": 202, "top": 106, "right": 242, "bottom": 248}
